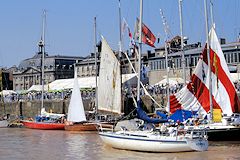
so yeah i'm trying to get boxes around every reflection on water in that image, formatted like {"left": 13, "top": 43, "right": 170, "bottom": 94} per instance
{"left": 0, "top": 128, "right": 239, "bottom": 160}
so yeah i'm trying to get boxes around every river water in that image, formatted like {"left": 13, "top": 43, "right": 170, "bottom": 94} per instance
{"left": 0, "top": 128, "right": 239, "bottom": 160}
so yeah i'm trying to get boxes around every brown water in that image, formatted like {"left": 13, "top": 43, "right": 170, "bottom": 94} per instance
{"left": 0, "top": 128, "right": 239, "bottom": 160}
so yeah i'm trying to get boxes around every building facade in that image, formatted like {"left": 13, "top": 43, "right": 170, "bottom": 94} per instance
{"left": 148, "top": 39, "right": 240, "bottom": 85}
{"left": 13, "top": 52, "right": 83, "bottom": 91}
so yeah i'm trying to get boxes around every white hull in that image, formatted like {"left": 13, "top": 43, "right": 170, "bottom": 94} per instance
{"left": 99, "top": 131, "right": 208, "bottom": 152}
{"left": 0, "top": 120, "right": 9, "bottom": 128}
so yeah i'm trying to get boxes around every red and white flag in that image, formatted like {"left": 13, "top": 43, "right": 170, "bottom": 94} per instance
{"left": 122, "top": 18, "right": 135, "bottom": 46}
{"left": 134, "top": 18, "right": 156, "bottom": 48}
{"left": 169, "top": 27, "right": 240, "bottom": 117}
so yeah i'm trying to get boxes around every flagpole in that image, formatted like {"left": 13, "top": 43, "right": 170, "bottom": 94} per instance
{"left": 204, "top": 0, "right": 213, "bottom": 123}
{"left": 178, "top": 0, "right": 186, "bottom": 85}
{"left": 137, "top": 0, "right": 143, "bottom": 103}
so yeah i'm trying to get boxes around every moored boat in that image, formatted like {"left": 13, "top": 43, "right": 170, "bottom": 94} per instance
{"left": 99, "top": 124, "right": 208, "bottom": 152}
{"left": 64, "top": 67, "right": 97, "bottom": 131}
{"left": 21, "top": 120, "right": 65, "bottom": 130}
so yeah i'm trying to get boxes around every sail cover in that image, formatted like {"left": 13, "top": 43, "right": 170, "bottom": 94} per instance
{"left": 97, "top": 37, "right": 122, "bottom": 114}
{"left": 67, "top": 71, "right": 86, "bottom": 122}
{"left": 170, "top": 27, "right": 240, "bottom": 117}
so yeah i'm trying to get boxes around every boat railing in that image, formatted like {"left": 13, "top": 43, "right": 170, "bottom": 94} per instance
{"left": 98, "top": 123, "right": 114, "bottom": 132}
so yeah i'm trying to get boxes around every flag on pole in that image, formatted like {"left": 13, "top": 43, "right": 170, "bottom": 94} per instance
{"left": 122, "top": 18, "right": 135, "bottom": 46}
{"left": 134, "top": 18, "right": 156, "bottom": 48}
{"left": 169, "top": 27, "right": 240, "bottom": 117}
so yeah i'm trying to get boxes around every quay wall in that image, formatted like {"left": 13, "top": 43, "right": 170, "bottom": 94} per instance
{"left": 0, "top": 99, "right": 93, "bottom": 118}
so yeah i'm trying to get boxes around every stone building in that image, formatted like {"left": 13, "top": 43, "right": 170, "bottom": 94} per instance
{"left": 13, "top": 51, "right": 83, "bottom": 91}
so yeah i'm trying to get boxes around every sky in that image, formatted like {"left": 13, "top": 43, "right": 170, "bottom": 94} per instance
{"left": 0, "top": 0, "right": 240, "bottom": 68}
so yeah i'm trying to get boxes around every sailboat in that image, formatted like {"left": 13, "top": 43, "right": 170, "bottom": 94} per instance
{"left": 64, "top": 68, "right": 97, "bottom": 131}
{"left": 21, "top": 10, "right": 65, "bottom": 130}
{"left": 169, "top": 26, "right": 240, "bottom": 140}
{"left": 98, "top": 1, "right": 208, "bottom": 149}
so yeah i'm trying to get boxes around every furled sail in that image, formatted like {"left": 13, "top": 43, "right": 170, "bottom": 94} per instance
{"left": 67, "top": 71, "right": 86, "bottom": 122}
{"left": 170, "top": 27, "right": 240, "bottom": 117}
{"left": 97, "top": 37, "right": 122, "bottom": 114}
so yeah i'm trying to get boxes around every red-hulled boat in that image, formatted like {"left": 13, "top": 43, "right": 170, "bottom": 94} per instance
{"left": 21, "top": 120, "right": 65, "bottom": 130}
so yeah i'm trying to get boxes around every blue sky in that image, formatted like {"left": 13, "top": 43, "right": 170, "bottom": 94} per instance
{"left": 0, "top": 0, "right": 239, "bottom": 68}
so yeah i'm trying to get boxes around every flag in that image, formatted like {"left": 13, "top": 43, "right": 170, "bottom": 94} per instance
{"left": 134, "top": 18, "right": 156, "bottom": 48}
{"left": 169, "top": 27, "right": 240, "bottom": 117}
{"left": 122, "top": 18, "right": 135, "bottom": 46}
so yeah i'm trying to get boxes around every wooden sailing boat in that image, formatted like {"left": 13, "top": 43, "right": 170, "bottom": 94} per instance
{"left": 64, "top": 68, "right": 97, "bottom": 131}
{"left": 0, "top": 70, "right": 9, "bottom": 128}
{"left": 22, "top": 10, "right": 65, "bottom": 130}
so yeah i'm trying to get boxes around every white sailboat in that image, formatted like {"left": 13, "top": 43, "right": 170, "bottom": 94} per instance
{"left": 64, "top": 68, "right": 96, "bottom": 131}
{"left": 98, "top": 0, "right": 208, "bottom": 152}
{"left": 169, "top": 1, "right": 240, "bottom": 140}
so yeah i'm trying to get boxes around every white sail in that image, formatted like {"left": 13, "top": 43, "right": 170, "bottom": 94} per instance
{"left": 67, "top": 71, "right": 86, "bottom": 122}
{"left": 98, "top": 37, "right": 122, "bottom": 114}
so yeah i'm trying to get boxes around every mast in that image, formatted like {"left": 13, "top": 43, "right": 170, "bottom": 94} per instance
{"left": 160, "top": 9, "right": 170, "bottom": 113}
{"left": 118, "top": 0, "right": 123, "bottom": 112}
{"left": 210, "top": 0, "right": 214, "bottom": 27}
{"left": 118, "top": 0, "right": 122, "bottom": 53}
{"left": 137, "top": 0, "right": 143, "bottom": 103}
{"left": 178, "top": 0, "right": 186, "bottom": 85}
{"left": 40, "top": 10, "right": 46, "bottom": 111}
{"left": 94, "top": 17, "right": 98, "bottom": 114}
{"left": 204, "top": 0, "right": 213, "bottom": 122}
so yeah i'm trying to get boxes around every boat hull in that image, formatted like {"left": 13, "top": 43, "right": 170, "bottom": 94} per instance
{"left": 0, "top": 120, "right": 9, "bottom": 128}
{"left": 99, "top": 132, "right": 208, "bottom": 152}
{"left": 21, "top": 120, "right": 65, "bottom": 130}
{"left": 64, "top": 123, "right": 97, "bottom": 131}
{"left": 207, "top": 126, "right": 240, "bottom": 141}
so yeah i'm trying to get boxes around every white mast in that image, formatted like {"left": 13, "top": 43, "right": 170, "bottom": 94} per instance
{"left": 40, "top": 10, "right": 46, "bottom": 111}
{"left": 210, "top": 0, "right": 214, "bottom": 27}
{"left": 118, "top": 0, "right": 122, "bottom": 53}
{"left": 160, "top": 9, "right": 170, "bottom": 113}
{"left": 94, "top": 16, "right": 98, "bottom": 114}
{"left": 178, "top": 0, "right": 186, "bottom": 84}
{"left": 137, "top": 0, "right": 143, "bottom": 103}
{"left": 204, "top": 0, "right": 213, "bottom": 122}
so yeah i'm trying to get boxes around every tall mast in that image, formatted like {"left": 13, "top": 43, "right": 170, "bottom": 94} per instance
{"left": 118, "top": 0, "right": 122, "bottom": 53}
{"left": 94, "top": 17, "right": 98, "bottom": 114}
{"left": 178, "top": 0, "right": 186, "bottom": 84}
{"left": 137, "top": 0, "right": 143, "bottom": 103}
{"left": 204, "top": 0, "right": 213, "bottom": 122}
{"left": 40, "top": 10, "right": 46, "bottom": 110}
{"left": 160, "top": 9, "right": 170, "bottom": 113}
{"left": 210, "top": 0, "right": 214, "bottom": 27}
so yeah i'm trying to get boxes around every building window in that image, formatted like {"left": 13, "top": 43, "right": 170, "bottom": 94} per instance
{"left": 235, "top": 52, "right": 238, "bottom": 63}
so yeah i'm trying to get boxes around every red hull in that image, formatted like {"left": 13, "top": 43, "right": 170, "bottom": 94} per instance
{"left": 64, "top": 123, "right": 97, "bottom": 131}
{"left": 21, "top": 120, "right": 65, "bottom": 130}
